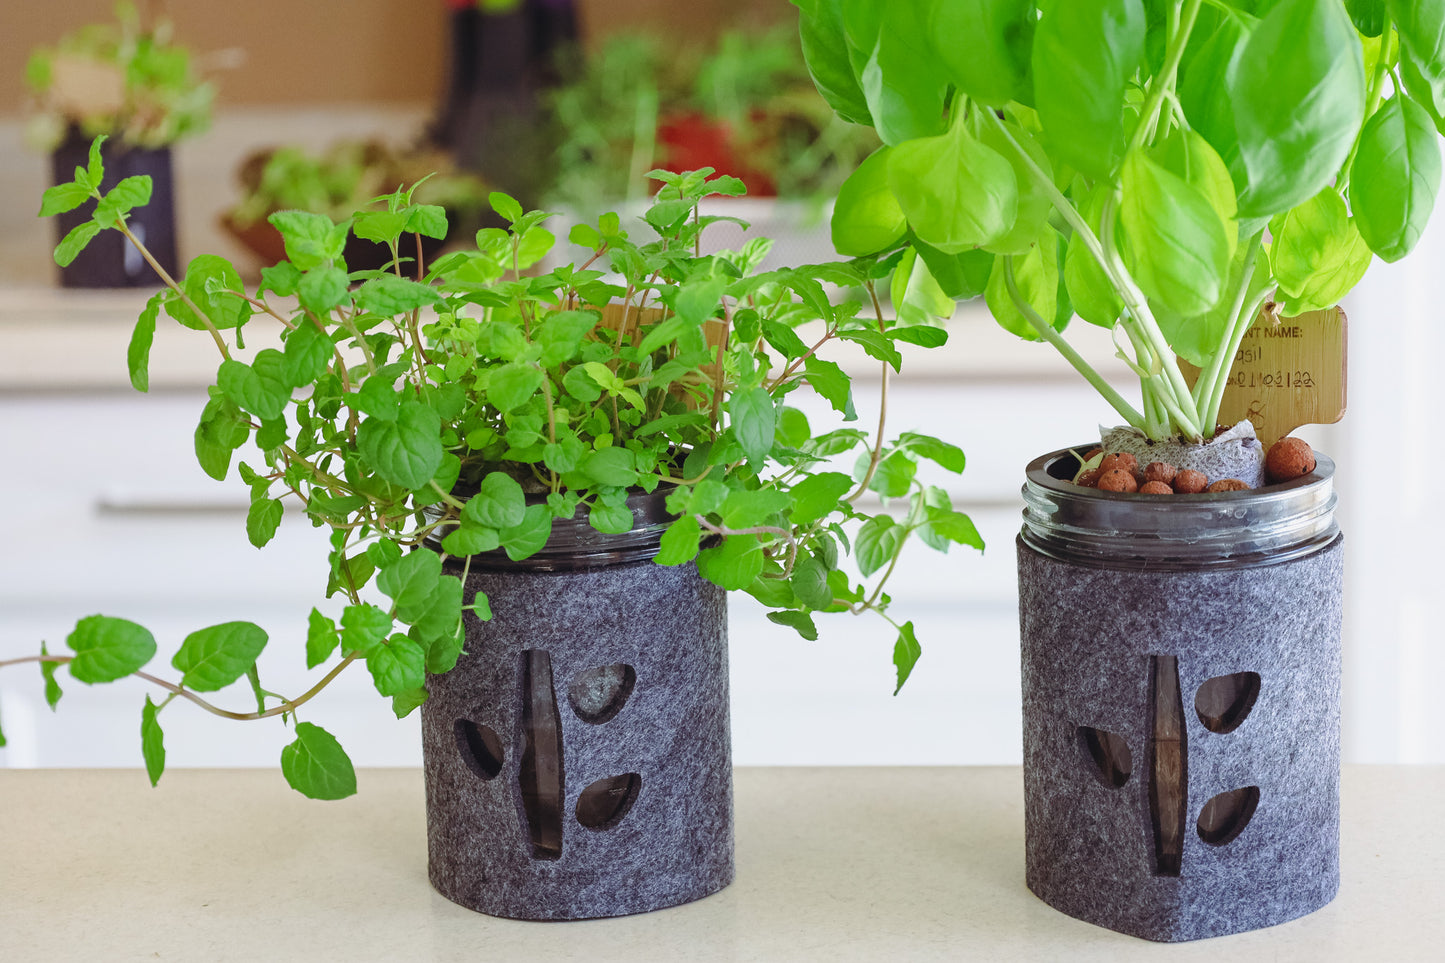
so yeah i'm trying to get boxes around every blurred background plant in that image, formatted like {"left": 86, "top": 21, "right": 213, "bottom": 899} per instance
{"left": 23, "top": 0, "right": 215, "bottom": 151}
{"left": 545, "top": 26, "right": 879, "bottom": 212}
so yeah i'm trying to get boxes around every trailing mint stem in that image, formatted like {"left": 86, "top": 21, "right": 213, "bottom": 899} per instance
{"left": 1001, "top": 259, "right": 1144, "bottom": 430}
{"left": 115, "top": 221, "right": 231, "bottom": 361}
{"left": 846, "top": 281, "right": 892, "bottom": 503}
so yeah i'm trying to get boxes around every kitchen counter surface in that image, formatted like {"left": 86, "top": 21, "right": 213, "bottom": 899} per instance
{"left": 0, "top": 765, "right": 1440, "bottom": 961}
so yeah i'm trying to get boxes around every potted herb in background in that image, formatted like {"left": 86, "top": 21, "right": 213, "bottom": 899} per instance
{"left": 220, "top": 139, "right": 491, "bottom": 278}
{"left": 25, "top": 0, "right": 214, "bottom": 288}
{"left": 795, "top": 0, "right": 1443, "bottom": 943}
{"left": 11, "top": 143, "right": 982, "bottom": 919}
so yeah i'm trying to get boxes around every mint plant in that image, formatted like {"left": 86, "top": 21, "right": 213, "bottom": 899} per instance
{"left": 797, "top": 0, "right": 1444, "bottom": 442}
{"left": 2, "top": 137, "right": 982, "bottom": 799}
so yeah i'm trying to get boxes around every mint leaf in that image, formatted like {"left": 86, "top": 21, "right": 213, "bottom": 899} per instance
{"left": 392, "top": 687, "right": 429, "bottom": 719}
{"left": 341, "top": 603, "right": 392, "bottom": 655}
{"left": 729, "top": 386, "right": 776, "bottom": 464}
{"left": 141, "top": 696, "right": 166, "bottom": 787}
{"left": 39, "top": 181, "right": 93, "bottom": 217}
{"left": 127, "top": 291, "right": 165, "bottom": 393}
{"left": 788, "top": 472, "right": 853, "bottom": 525}
{"left": 54, "top": 220, "right": 102, "bottom": 267}
{"left": 269, "top": 210, "right": 346, "bottom": 270}
{"left": 377, "top": 550, "right": 444, "bottom": 615}
{"left": 462, "top": 471, "right": 527, "bottom": 529}
{"left": 94, "top": 175, "right": 153, "bottom": 225}
{"left": 366, "top": 634, "right": 427, "bottom": 697}
{"left": 357, "top": 401, "right": 443, "bottom": 489}
{"left": 406, "top": 204, "right": 448, "bottom": 239}
{"left": 282, "top": 319, "right": 332, "bottom": 385}
{"left": 218, "top": 356, "right": 289, "bottom": 421}
{"left": 425, "top": 621, "right": 468, "bottom": 675}
{"left": 172, "top": 621, "right": 268, "bottom": 692}
{"left": 356, "top": 275, "right": 440, "bottom": 315}
{"left": 577, "top": 447, "right": 637, "bottom": 487}
{"left": 803, "top": 357, "right": 856, "bottom": 419}
{"left": 767, "top": 609, "right": 819, "bottom": 641}
{"left": 40, "top": 642, "right": 63, "bottom": 710}
{"left": 790, "top": 555, "right": 834, "bottom": 610}
{"left": 298, "top": 266, "right": 349, "bottom": 314}
{"left": 897, "top": 432, "right": 966, "bottom": 473}
{"left": 720, "top": 488, "right": 790, "bottom": 529}
{"left": 855, "top": 515, "right": 904, "bottom": 577}
{"left": 892, "top": 621, "right": 921, "bottom": 695}
{"left": 407, "top": 575, "right": 464, "bottom": 645}
{"left": 441, "top": 525, "right": 501, "bottom": 556}
{"left": 280, "top": 722, "right": 357, "bottom": 800}
{"left": 246, "top": 498, "right": 284, "bottom": 548}
{"left": 488, "top": 362, "right": 545, "bottom": 411}
{"left": 588, "top": 497, "right": 634, "bottom": 534}
{"left": 501, "top": 504, "right": 554, "bottom": 561}
{"left": 655, "top": 515, "right": 702, "bottom": 565}
{"left": 66, "top": 615, "right": 157, "bottom": 683}
{"left": 697, "top": 534, "right": 765, "bottom": 590}
{"left": 306, "top": 609, "right": 340, "bottom": 669}
{"left": 490, "top": 191, "right": 523, "bottom": 223}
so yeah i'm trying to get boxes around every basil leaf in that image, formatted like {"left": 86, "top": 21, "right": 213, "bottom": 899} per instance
{"left": 1351, "top": 94, "right": 1442, "bottom": 261}
{"left": 1120, "top": 149, "right": 1231, "bottom": 317}
{"left": 831, "top": 147, "right": 907, "bottom": 256}
{"left": 984, "top": 234, "right": 1060, "bottom": 341}
{"left": 1270, "top": 189, "right": 1372, "bottom": 316}
{"left": 928, "top": 0, "right": 1034, "bottom": 107}
{"left": 888, "top": 119, "right": 1017, "bottom": 253}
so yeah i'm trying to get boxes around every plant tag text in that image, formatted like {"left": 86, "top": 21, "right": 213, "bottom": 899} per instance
{"left": 1181, "top": 306, "right": 1346, "bottom": 447}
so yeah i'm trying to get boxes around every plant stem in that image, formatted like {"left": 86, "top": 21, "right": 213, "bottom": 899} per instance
{"left": 846, "top": 282, "right": 893, "bottom": 503}
{"left": 1, "top": 653, "right": 360, "bottom": 722}
{"left": 1203, "top": 287, "right": 1272, "bottom": 433}
{"left": 1126, "top": 0, "right": 1203, "bottom": 159}
{"left": 1193, "top": 232, "right": 1264, "bottom": 424}
{"left": 1001, "top": 258, "right": 1146, "bottom": 430}
{"left": 1338, "top": 10, "right": 1393, "bottom": 194}
{"left": 115, "top": 221, "right": 231, "bottom": 361}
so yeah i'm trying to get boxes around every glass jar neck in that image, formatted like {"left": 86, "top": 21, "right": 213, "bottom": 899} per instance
{"left": 1020, "top": 446, "right": 1339, "bottom": 571}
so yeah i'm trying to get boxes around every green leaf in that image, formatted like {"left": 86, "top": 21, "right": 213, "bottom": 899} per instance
{"left": 462, "top": 471, "right": 527, "bottom": 529}
{"left": 1120, "top": 150, "right": 1231, "bottom": 317}
{"left": 791, "top": 554, "right": 834, "bottom": 610}
{"left": 729, "top": 387, "right": 776, "bottom": 464}
{"left": 864, "top": 450, "right": 916, "bottom": 497}
{"left": 282, "top": 319, "right": 332, "bottom": 385}
{"left": 66, "top": 615, "right": 156, "bottom": 684}
{"left": 172, "top": 621, "right": 268, "bottom": 692}
{"left": 921, "top": 506, "right": 986, "bottom": 552}
{"left": 141, "top": 696, "right": 165, "bottom": 787}
{"left": 536, "top": 310, "right": 598, "bottom": 366}
{"left": 407, "top": 575, "right": 464, "bottom": 645}
{"left": 490, "top": 191, "right": 523, "bottom": 223}
{"left": 356, "top": 275, "right": 441, "bottom": 315}
{"left": 577, "top": 447, "right": 637, "bottom": 487}
{"left": 441, "top": 525, "right": 501, "bottom": 556}
{"left": 892, "top": 621, "right": 922, "bottom": 694}
{"left": 297, "top": 266, "right": 349, "bottom": 315}
{"left": 194, "top": 394, "right": 250, "bottom": 481}
{"left": 929, "top": 0, "right": 1035, "bottom": 107}
{"left": 855, "top": 515, "right": 903, "bottom": 577}
{"left": 1390, "top": 0, "right": 1445, "bottom": 117}
{"left": 839, "top": 328, "right": 904, "bottom": 371}
{"left": 984, "top": 238, "right": 1059, "bottom": 341}
{"left": 913, "top": 241, "right": 992, "bottom": 302}
{"left": 392, "top": 687, "right": 430, "bottom": 719}
{"left": 170, "top": 254, "right": 252, "bottom": 331}
{"left": 797, "top": 0, "right": 874, "bottom": 125}
{"left": 39, "top": 181, "right": 93, "bottom": 217}
{"left": 655, "top": 515, "right": 702, "bottom": 566}
{"left": 406, "top": 204, "right": 449, "bottom": 239}
{"left": 425, "top": 620, "right": 469, "bottom": 675}
{"left": 488, "top": 362, "right": 545, "bottom": 412}
{"left": 86, "top": 135, "right": 106, "bottom": 187}
{"left": 351, "top": 210, "right": 409, "bottom": 244}
{"left": 831, "top": 147, "right": 907, "bottom": 256}
{"left": 697, "top": 534, "right": 765, "bottom": 590}
{"left": 94, "top": 175, "right": 152, "bottom": 225}
{"left": 54, "top": 220, "right": 102, "bottom": 267}
{"left": 269, "top": 210, "right": 347, "bottom": 270}
{"left": 306, "top": 609, "right": 340, "bottom": 669}
{"left": 1270, "top": 188, "right": 1373, "bottom": 315}
{"left": 1179, "top": 17, "right": 1247, "bottom": 185}
{"left": 887, "top": 118, "right": 1018, "bottom": 253}
{"left": 1230, "top": 0, "right": 1366, "bottom": 217}
{"left": 245, "top": 498, "right": 283, "bottom": 548}
{"left": 1033, "top": 0, "right": 1146, "bottom": 181}
{"left": 589, "top": 498, "right": 635, "bottom": 534}
{"left": 896, "top": 431, "right": 965, "bottom": 473}
{"left": 889, "top": 321, "right": 951, "bottom": 348}
{"left": 377, "top": 549, "right": 444, "bottom": 614}
{"left": 1347, "top": 0, "right": 1386, "bottom": 36}
{"left": 366, "top": 634, "right": 427, "bottom": 697}
{"left": 976, "top": 117, "right": 1054, "bottom": 256}
{"left": 803, "top": 357, "right": 856, "bottom": 419}
{"left": 341, "top": 603, "right": 393, "bottom": 655}
{"left": 280, "top": 723, "right": 357, "bottom": 800}
{"left": 260, "top": 260, "right": 302, "bottom": 298}
{"left": 126, "top": 291, "right": 164, "bottom": 393}
{"left": 501, "top": 504, "right": 554, "bottom": 561}
{"left": 789, "top": 472, "right": 854, "bottom": 525}
{"left": 218, "top": 355, "right": 289, "bottom": 421}
{"left": 767, "top": 609, "right": 820, "bottom": 641}
{"left": 1352, "top": 94, "right": 1442, "bottom": 262}
{"left": 357, "top": 401, "right": 443, "bottom": 489}
{"left": 39, "top": 642, "right": 62, "bottom": 710}
{"left": 852, "top": 1, "right": 951, "bottom": 145}
{"left": 721, "top": 488, "right": 791, "bottom": 529}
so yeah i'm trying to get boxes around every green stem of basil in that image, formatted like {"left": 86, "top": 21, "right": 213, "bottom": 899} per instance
{"left": 1125, "top": 0, "right": 1204, "bottom": 160}
{"left": 1200, "top": 234, "right": 1270, "bottom": 431}
{"left": 1337, "top": 10, "right": 1394, "bottom": 195}
{"left": 1001, "top": 258, "right": 1144, "bottom": 430}
{"left": 984, "top": 109, "right": 1198, "bottom": 439}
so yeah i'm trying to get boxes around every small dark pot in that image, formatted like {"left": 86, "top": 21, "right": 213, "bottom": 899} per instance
{"left": 50, "top": 133, "right": 178, "bottom": 288}
{"left": 1017, "top": 446, "right": 1343, "bottom": 942}
{"left": 421, "top": 488, "right": 734, "bottom": 920}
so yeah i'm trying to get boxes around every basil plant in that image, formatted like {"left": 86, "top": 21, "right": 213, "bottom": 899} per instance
{"left": 6, "top": 137, "right": 982, "bottom": 798}
{"left": 796, "top": 0, "right": 1443, "bottom": 442}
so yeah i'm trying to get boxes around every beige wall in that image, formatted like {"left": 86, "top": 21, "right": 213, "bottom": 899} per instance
{"left": 1, "top": 0, "right": 791, "bottom": 113}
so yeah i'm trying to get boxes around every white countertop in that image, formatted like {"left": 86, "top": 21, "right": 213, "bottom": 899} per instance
{"left": 0, "top": 766, "right": 1440, "bottom": 961}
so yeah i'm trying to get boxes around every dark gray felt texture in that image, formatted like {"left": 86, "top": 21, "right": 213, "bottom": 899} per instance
{"left": 421, "top": 558, "right": 733, "bottom": 920}
{"left": 1018, "top": 535, "right": 1343, "bottom": 942}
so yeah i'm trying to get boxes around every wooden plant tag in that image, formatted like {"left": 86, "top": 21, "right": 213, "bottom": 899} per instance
{"left": 1180, "top": 305, "right": 1347, "bottom": 447}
